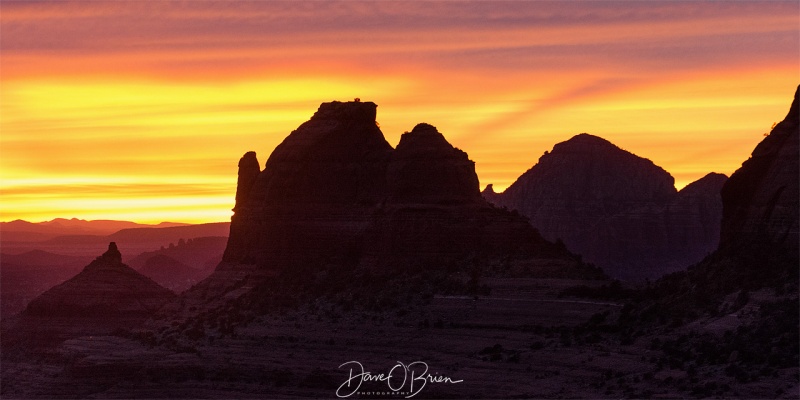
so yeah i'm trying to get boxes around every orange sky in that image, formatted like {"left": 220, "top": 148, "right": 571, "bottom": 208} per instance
{"left": 1, "top": 1, "right": 798, "bottom": 223}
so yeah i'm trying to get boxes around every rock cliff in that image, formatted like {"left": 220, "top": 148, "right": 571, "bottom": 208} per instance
{"left": 387, "top": 123, "right": 482, "bottom": 205}
{"left": 222, "top": 101, "right": 392, "bottom": 268}
{"left": 630, "top": 85, "right": 799, "bottom": 322}
{"left": 720, "top": 86, "right": 799, "bottom": 257}
{"left": 221, "top": 101, "right": 580, "bottom": 276}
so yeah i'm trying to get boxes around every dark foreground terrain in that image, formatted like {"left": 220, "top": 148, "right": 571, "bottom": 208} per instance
{"left": 2, "top": 276, "right": 796, "bottom": 399}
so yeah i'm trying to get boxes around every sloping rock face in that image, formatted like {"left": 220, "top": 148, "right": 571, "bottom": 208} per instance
{"left": 24, "top": 243, "right": 175, "bottom": 318}
{"left": 221, "top": 101, "right": 579, "bottom": 275}
{"left": 720, "top": 86, "right": 799, "bottom": 257}
{"left": 586, "top": 173, "right": 727, "bottom": 280}
{"left": 693, "top": 86, "right": 799, "bottom": 291}
{"left": 668, "top": 85, "right": 799, "bottom": 295}
{"left": 139, "top": 254, "right": 207, "bottom": 294}
{"left": 663, "top": 172, "right": 729, "bottom": 253}
{"left": 483, "top": 134, "right": 727, "bottom": 280}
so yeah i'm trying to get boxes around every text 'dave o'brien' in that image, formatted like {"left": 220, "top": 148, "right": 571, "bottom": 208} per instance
{"left": 336, "top": 360, "right": 463, "bottom": 398}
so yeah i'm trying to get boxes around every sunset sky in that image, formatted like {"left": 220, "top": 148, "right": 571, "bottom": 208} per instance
{"left": 1, "top": 1, "right": 798, "bottom": 223}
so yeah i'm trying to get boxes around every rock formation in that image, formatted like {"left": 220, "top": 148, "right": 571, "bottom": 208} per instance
{"left": 663, "top": 85, "right": 798, "bottom": 294}
{"left": 483, "top": 133, "right": 676, "bottom": 246}
{"left": 483, "top": 134, "right": 727, "bottom": 280}
{"left": 387, "top": 123, "right": 482, "bottom": 204}
{"left": 24, "top": 242, "right": 175, "bottom": 319}
{"left": 720, "top": 86, "right": 799, "bottom": 257}
{"left": 233, "top": 151, "right": 261, "bottom": 211}
{"left": 1, "top": 243, "right": 175, "bottom": 349}
{"left": 222, "top": 101, "right": 391, "bottom": 268}
{"left": 220, "top": 101, "right": 582, "bottom": 278}
{"left": 696, "top": 86, "right": 799, "bottom": 291}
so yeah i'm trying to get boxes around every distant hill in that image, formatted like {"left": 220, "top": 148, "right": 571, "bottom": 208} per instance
{"left": 24, "top": 243, "right": 174, "bottom": 312}
{"left": 1, "top": 222, "right": 230, "bottom": 257}
{"left": 0, "top": 231, "right": 227, "bottom": 316}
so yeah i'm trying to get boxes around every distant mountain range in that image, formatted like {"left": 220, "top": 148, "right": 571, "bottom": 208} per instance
{"left": 1, "top": 220, "right": 230, "bottom": 257}
{"left": 1, "top": 218, "right": 189, "bottom": 240}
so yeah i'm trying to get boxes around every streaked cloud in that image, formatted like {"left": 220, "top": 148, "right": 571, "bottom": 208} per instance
{"left": 1, "top": 0, "right": 797, "bottom": 222}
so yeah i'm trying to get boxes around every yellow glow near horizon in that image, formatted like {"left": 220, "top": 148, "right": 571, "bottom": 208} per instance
{"left": 2, "top": 72, "right": 796, "bottom": 222}
{"left": 1, "top": 1, "right": 797, "bottom": 224}
{"left": 0, "top": 76, "right": 414, "bottom": 223}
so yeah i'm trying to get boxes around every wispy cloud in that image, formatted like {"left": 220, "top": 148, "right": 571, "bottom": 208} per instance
{"left": 1, "top": 0, "right": 797, "bottom": 221}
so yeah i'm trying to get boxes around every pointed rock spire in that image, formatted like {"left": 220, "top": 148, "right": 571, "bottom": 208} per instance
{"left": 234, "top": 151, "right": 260, "bottom": 211}
{"left": 102, "top": 242, "right": 122, "bottom": 263}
